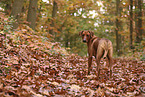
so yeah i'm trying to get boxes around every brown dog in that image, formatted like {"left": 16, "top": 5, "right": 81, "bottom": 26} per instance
{"left": 79, "top": 30, "right": 113, "bottom": 79}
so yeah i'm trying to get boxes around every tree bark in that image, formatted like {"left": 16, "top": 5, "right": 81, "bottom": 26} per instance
{"left": 129, "top": 0, "right": 133, "bottom": 49}
{"left": 27, "top": 0, "right": 38, "bottom": 30}
{"left": 135, "top": 0, "right": 138, "bottom": 43}
{"left": 115, "top": 0, "right": 121, "bottom": 56}
{"left": 11, "top": 0, "right": 24, "bottom": 29}
{"left": 136, "top": 0, "right": 143, "bottom": 43}
{"left": 65, "top": 30, "right": 69, "bottom": 48}
{"left": 49, "top": 0, "right": 58, "bottom": 35}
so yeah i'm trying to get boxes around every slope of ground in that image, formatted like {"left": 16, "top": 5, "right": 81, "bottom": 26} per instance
{"left": 0, "top": 12, "right": 145, "bottom": 97}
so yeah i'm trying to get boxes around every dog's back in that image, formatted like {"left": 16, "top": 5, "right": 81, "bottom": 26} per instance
{"left": 99, "top": 39, "right": 112, "bottom": 50}
{"left": 99, "top": 39, "right": 113, "bottom": 59}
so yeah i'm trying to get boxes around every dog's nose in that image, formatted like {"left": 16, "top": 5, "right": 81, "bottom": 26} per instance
{"left": 103, "top": 57, "right": 106, "bottom": 59}
{"left": 83, "top": 40, "right": 86, "bottom": 42}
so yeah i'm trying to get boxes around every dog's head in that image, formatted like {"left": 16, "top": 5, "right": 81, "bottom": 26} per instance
{"left": 79, "top": 30, "right": 94, "bottom": 43}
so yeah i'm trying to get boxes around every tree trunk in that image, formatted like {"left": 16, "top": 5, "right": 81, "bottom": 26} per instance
{"left": 115, "top": 0, "right": 121, "bottom": 56}
{"left": 11, "top": 0, "right": 24, "bottom": 29}
{"left": 136, "top": 0, "right": 143, "bottom": 43}
{"left": 135, "top": 0, "right": 138, "bottom": 43}
{"left": 129, "top": 0, "right": 133, "bottom": 49}
{"left": 27, "top": 0, "right": 38, "bottom": 30}
{"left": 49, "top": 0, "right": 58, "bottom": 35}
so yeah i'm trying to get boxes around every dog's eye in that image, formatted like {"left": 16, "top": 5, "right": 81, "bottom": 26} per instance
{"left": 82, "top": 34, "right": 84, "bottom": 36}
{"left": 87, "top": 35, "right": 89, "bottom": 37}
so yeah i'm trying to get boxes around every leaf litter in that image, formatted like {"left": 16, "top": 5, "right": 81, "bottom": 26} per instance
{"left": 0, "top": 12, "right": 145, "bottom": 97}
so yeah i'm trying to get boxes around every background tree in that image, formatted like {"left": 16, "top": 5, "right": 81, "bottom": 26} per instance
{"left": 129, "top": 0, "right": 133, "bottom": 49}
{"left": 136, "top": 0, "right": 143, "bottom": 43}
{"left": 11, "top": 0, "right": 24, "bottom": 29}
{"left": 1, "top": 0, "right": 144, "bottom": 56}
{"left": 115, "top": 0, "right": 121, "bottom": 56}
{"left": 49, "top": 0, "right": 58, "bottom": 35}
{"left": 135, "top": 0, "right": 138, "bottom": 44}
{"left": 27, "top": 0, "right": 38, "bottom": 30}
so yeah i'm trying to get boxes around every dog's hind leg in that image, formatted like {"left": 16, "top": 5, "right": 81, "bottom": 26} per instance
{"left": 107, "top": 49, "right": 113, "bottom": 78}
{"left": 96, "top": 57, "right": 101, "bottom": 79}
{"left": 88, "top": 56, "right": 92, "bottom": 75}
{"left": 96, "top": 49, "right": 104, "bottom": 79}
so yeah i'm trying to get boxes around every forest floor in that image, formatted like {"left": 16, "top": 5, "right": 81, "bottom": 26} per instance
{"left": 0, "top": 45, "right": 145, "bottom": 97}
{"left": 0, "top": 12, "right": 145, "bottom": 97}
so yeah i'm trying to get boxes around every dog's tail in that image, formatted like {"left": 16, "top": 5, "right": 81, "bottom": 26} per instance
{"left": 103, "top": 50, "right": 108, "bottom": 59}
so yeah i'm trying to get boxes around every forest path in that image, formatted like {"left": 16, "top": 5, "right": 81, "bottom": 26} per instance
{"left": 0, "top": 47, "right": 144, "bottom": 96}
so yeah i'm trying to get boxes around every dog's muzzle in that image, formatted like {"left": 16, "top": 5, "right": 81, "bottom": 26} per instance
{"left": 83, "top": 40, "right": 86, "bottom": 42}
{"left": 83, "top": 37, "right": 87, "bottom": 42}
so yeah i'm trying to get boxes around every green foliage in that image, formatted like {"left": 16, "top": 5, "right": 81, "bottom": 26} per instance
{"left": 1, "top": 16, "right": 14, "bottom": 32}
{"left": 0, "top": 0, "right": 144, "bottom": 57}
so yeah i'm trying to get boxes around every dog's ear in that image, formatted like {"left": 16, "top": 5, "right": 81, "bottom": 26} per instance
{"left": 88, "top": 30, "right": 94, "bottom": 37}
{"left": 79, "top": 31, "right": 83, "bottom": 36}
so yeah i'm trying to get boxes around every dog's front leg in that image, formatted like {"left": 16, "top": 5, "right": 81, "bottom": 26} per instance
{"left": 88, "top": 56, "right": 92, "bottom": 75}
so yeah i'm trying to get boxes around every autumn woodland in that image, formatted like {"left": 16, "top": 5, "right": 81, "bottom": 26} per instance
{"left": 0, "top": 0, "right": 145, "bottom": 96}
